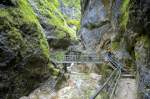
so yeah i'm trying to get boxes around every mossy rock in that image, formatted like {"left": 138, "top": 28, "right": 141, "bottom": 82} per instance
{"left": 111, "top": 41, "right": 120, "bottom": 51}
{"left": 0, "top": 0, "right": 17, "bottom": 6}
{"left": 0, "top": 0, "right": 58, "bottom": 98}
{"left": 29, "top": 0, "right": 77, "bottom": 40}
{"left": 119, "top": 0, "right": 130, "bottom": 30}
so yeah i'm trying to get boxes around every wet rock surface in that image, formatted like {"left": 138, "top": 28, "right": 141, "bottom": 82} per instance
{"left": 0, "top": 0, "right": 17, "bottom": 7}
{"left": 0, "top": 0, "right": 57, "bottom": 98}
{"left": 80, "top": 0, "right": 111, "bottom": 50}
{"left": 131, "top": 0, "right": 150, "bottom": 98}
{"left": 80, "top": 0, "right": 150, "bottom": 98}
{"left": 28, "top": 0, "right": 78, "bottom": 49}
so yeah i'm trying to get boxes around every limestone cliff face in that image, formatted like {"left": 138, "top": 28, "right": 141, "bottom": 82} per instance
{"left": 132, "top": 1, "right": 150, "bottom": 98}
{"left": 0, "top": 0, "right": 80, "bottom": 98}
{"left": 28, "top": 0, "right": 79, "bottom": 49}
{"left": 0, "top": 0, "right": 58, "bottom": 98}
{"left": 80, "top": 0, "right": 150, "bottom": 98}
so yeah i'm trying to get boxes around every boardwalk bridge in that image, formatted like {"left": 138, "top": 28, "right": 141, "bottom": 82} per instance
{"left": 50, "top": 52, "right": 106, "bottom": 64}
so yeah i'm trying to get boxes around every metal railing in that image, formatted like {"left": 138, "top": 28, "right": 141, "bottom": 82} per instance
{"left": 50, "top": 52, "right": 123, "bottom": 99}
{"left": 50, "top": 54, "right": 104, "bottom": 63}
{"left": 90, "top": 52, "right": 123, "bottom": 99}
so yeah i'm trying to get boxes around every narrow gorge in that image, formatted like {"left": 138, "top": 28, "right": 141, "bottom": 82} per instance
{"left": 0, "top": 0, "right": 149, "bottom": 99}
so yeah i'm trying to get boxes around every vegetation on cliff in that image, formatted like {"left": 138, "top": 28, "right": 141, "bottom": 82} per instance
{"left": 0, "top": 0, "right": 58, "bottom": 98}
{"left": 1, "top": 0, "right": 149, "bottom": 99}
{"left": 120, "top": 0, "right": 130, "bottom": 30}
{"left": 29, "top": 0, "right": 78, "bottom": 40}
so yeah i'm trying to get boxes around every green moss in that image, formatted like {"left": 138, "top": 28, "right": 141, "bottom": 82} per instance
{"left": 140, "top": 35, "right": 150, "bottom": 48}
{"left": 63, "top": 0, "right": 81, "bottom": 10}
{"left": 19, "top": 0, "right": 55, "bottom": 64}
{"left": 0, "top": 0, "right": 58, "bottom": 74}
{"left": 120, "top": 0, "right": 130, "bottom": 30}
{"left": 53, "top": 51, "right": 66, "bottom": 61}
{"left": 120, "top": 0, "right": 130, "bottom": 13}
{"left": 18, "top": 0, "right": 38, "bottom": 23}
{"left": 0, "top": 0, "right": 64, "bottom": 98}
{"left": 34, "top": 0, "right": 77, "bottom": 40}
{"left": 111, "top": 41, "right": 120, "bottom": 51}
{"left": 101, "top": 92, "right": 109, "bottom": 99}
{"left": 39, "top": 34, "right": 50, "bottom": 59}
{"left": 99, "top": 64, "right": 112, "bottom": 82}
{"left": 48, "top": 64, "right": 60, "bottom": 76}
{"left": 19, "top": 0, "right": 52, "bottom": 61}
{"left": 67, "top": 19, "right": 80, "bottom": 27}
{"left": 135, "top": 52, "right": 140, "bottom": 60}
{"left": 0, "top": 9, "right": 9, "bottom": 16}
{"left": 101, "top": 0, "right": 110, "bottom": 11}
{"left": 49, "top": 0, "right": 59, "bottom": 7}
{"left": 7, "top": 27, "right": 24, "bottom": 48}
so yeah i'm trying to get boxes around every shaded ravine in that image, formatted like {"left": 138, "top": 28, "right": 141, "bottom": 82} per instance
{"left": 2, "top": 0, "right": 149, "bottom": 99}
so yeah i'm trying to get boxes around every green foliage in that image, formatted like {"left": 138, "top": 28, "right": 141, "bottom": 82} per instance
{"left": 120, "top": 0, "right": 130, "bottom": 30}
{"left": 111, "top": 41, "right": 120, "bottom": 51}
{"left": 54, "top": 51, "right": 66, "bottom": 61}
{"left": 48, "top": 64, "right": 60, "bottom": 75}
{"left": 35, "top": 0, "right": 77, "bottom": 40}
{"left": 102, "top": 0, "right": 110, "bottom": 10}
{"left": 99, "top": 64, "right": 112, "bottom": 81}
{"left": 136, "top": 35, "right": 150, "bottom": 49}
{"left": 101, "top": 92, "right": 109, "bottom": 99}
{"left": 0, "top": 0, "right": 62, "bottom": 98}
{"left": 0, "top": 0, "right": 58, "bottom": 75}
{"left": 63, "top": 0, "right": 81, "bottom": 10}
{"left": 49, "top": 0, "right": 59, "bottom": 7}
{"left": 62, "top": 0, "right": 81, "bottom": 27}
{"left": 19, "top": 0, "right": 38, "bottom": 23}
{"left": 140, "top": 35, "right": 150, "bottom": 48}
{"left": 67, "top": 19, "right": 80, "bottom": 29}
{"left": 135, "top": 52, "right": 140, "bottom": 60}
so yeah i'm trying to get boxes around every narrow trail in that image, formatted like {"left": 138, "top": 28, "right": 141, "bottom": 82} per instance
{"left": 20, "top": 52, "right": 138, "bottom": 99}
{"left": 113, "top": 78, "right": 137, "bottom": 99}
{"left": 20, "top": 68, "right": 137, "bottom": 99}
{"left": 20, "top": 64, "right": 102, "bottom": 99}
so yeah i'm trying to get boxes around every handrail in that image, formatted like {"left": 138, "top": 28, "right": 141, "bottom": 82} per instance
{"left": 90, "top": 52, "right": 123, "bottom": 99}
{"left": 50, "top": 54, "right": 104, "bottom": 63}
{"left": 89, "top": 68, "right": 118, "bottom": 99}
{"left": 110, "top": 71, "right": 121, "bottom": 99}
{"left": 50, "top": 52, "right": 123, "bottom": 99}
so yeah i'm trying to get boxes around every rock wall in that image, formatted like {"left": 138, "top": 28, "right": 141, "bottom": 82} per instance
{"left": 0, "top": 0, "right": 58, "bottom": 99}
{"left": 132, "top": 1, "right": 150, "bottom": 98}
{"left": 80, "top": 0, "right": 150, "bottom": 98}
{"left": 27, "top": 0, "right": 78, "bottom": 49}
